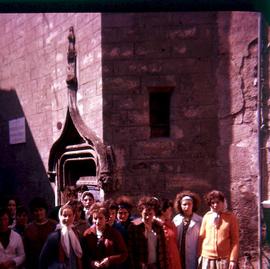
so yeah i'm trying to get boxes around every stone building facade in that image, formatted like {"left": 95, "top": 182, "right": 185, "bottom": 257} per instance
{"left": 0, "top": 12, "right": 269, "bottom": 267}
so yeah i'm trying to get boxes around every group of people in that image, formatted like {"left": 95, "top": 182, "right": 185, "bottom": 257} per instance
{"left": 0, "top": 189, "right": 239, "bottom": 269}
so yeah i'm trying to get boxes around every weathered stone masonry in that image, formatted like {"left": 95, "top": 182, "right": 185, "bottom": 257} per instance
{"left": 0, "top": 12, "right": 269, "bottom": 267}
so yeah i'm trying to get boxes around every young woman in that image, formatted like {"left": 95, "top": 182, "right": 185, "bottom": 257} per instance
{"left": 116, "top": 195, "right": 134, "bottom": 237}
{"left": 39, "top": 203, "right": 83, "bottom": 269}
{"left": 198, "top": 190, "right": 239, "bottom": 269}
{"left": 83, "top": 202, "right": 128, "bottom": 269}
{"left": 128, "top": 196, "right": 167, "bottom": 269}
{"left": 24, "top": 197, "right": 57, "bottom": 269}
{"left": 103, "top": 199, "right": 118, "bottom": 227}
{"left": 156, "top": 198, "right": 182, "bottom": 269}
{"left": 81, "top": 191, "right": 95, "bottom": 225}
{"left": 0, "top": 208, "right": 25, "bottom": 269}
{"left": 5, "top": 197, "right": 18, "bottom": 228}
{"left": 13, "top": 206, "right": 29, "bottom": 238}
{"left": 173, "top": 191, "right": 202, "bottom": 269}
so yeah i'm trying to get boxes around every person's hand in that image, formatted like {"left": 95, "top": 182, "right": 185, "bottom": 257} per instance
{"left": 91, "top": 260, "right": 100, "bottom": 268}
{"left": 197, "top": 256, "right": 202, "bottom": 266}
{"left": 229, "top": 261, "right": 237, "bottom": 269}
{"left": 99, "top": 257, "right": 109, "bottom": 268}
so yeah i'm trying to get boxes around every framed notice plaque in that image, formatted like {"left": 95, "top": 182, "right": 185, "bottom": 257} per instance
{"left": 9, "top": 117, "right": 26, "bottom": 144}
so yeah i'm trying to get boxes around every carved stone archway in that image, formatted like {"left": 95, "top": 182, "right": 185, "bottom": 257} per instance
{"left": 48, "top": 27, "right": 115, "bottom": 205}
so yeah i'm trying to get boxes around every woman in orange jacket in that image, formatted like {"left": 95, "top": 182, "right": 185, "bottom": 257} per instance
{"left": 198, "top": 190, "right": 239, "bottom": 269}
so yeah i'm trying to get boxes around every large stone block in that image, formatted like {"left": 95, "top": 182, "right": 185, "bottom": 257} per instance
{"left": 131, "top": 140, "right": 177, "bottom": 159}
{"left": 167, "top": 26, "right": 198, "bottom": 40}
{"left": 134, "top": 41, "right": 171, "bottom": 58}
{"left": 111, "top": 94, "right": 147, "bottom": 110}
{"left": 103, "top": 43, "right": 134, "bottom": 59}
{"left": 103, "top": 77, "right": 141, "bottom": 94}
{"left": 112, "top": 126, "right": 149, "bottom": 143}
{"left": 170, "top": 12, "right": 217, "bottom": 25}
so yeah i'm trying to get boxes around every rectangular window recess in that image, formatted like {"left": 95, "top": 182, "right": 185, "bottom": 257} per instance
{"left": 148, "top": 87, "right": 173, "bottom": 138}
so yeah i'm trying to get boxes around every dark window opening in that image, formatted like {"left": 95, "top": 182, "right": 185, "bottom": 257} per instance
{"left": 64, "top": 159, "right": 96, "bottom": 186}
{"left": 149, "top": 88, "right": 172, "bottom": 138}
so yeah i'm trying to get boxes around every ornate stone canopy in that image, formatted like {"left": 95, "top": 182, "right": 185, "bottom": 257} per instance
{"left": 48, "top": 27, "right": 115, "bottom": 204}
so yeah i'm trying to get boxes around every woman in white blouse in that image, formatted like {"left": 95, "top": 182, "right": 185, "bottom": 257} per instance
{"left": 0, "top": 208, "right": 25, "bottom": 269}
{"left": 173, "top": 191, "right": 202, "bottom": 269}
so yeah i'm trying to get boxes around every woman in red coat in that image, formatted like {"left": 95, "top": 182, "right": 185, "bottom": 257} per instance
{"left": 156, "top": 199, "right": 182, "bottom": 269}
{"left": 83, "top": 202, "right": 128, "bottom": 269}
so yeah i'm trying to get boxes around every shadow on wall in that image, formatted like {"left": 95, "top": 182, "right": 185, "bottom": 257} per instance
{"left": 215, "top": 13, "right": 232, "bottom": 210}
{"left": 0, "top": 88, "right": 54, "bottom": 209}
{"left": 218, "top": 13, "right": 267, "bottom": 259}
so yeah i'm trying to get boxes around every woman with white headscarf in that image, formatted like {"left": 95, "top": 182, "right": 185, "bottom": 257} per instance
{"left": 39, "top": 203, "right": 83, "bottom": 269}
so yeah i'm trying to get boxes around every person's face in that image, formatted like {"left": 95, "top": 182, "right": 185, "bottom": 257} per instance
{"left": 33, "top": 208, "right": 47, "bottom": 223}
{"left": 162, "top": 206, "right": 173, "bottom": 221}
{"left": 210, "top": 198, "right": 224, "bottom": 213}
{"left": 93, "top": 212, "right": 106, "bottom": 231}
{"left": 108, "top": 209, "right": 117, "bottom": 226}
{"left": 141, "top": 208, "right": 155, "bottom": 225}
{"left": 181, "top": 199, "right": 193, "bottom": 217}
{"left": 117, "top": 208, "right": 129, "bottom": 223}
{"left": 60, "top": 208, "right": 74, "bottom": 226}
{"left": 0, "top": 214, "right": 10, "bottom": 232}
{"left": 16, "top": 212, "right": 28, "bottom": 226}
{"left": 82, "top": 195, "right": 94, "bottom": 209}
{"left": 7, "top": 200, "right": 16, "bottom": 216}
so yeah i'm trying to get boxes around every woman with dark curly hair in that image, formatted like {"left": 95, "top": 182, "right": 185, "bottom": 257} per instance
{"left": 128, "top": 196, "right": 167, "bottom": 269}
{"left": 198, "top": 190, "right": 239, "bottom": 269}
{"left": 173, "top": 191, "right": 202, "bottom": 269}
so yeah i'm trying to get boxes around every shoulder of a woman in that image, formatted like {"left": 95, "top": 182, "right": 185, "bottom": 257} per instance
{"left": 10, "top": 229, "right": 23, "bottom": 242}
{"left": 222, "top": 211, "right": 237, "bottom": 219}
{"left": 83, "top": 226, "right": 96, "bottom": 237}
{"left": 192, "top": 212, "right": 203, "bottom": 221}
{"left": 172, "top": 214, "right": 184, "bottom": 225}
{"left": 50, "top": 230, "right": 60, "bottom": 238}
{"left": 153, "top": 217, "right": 163, "bottom": 226}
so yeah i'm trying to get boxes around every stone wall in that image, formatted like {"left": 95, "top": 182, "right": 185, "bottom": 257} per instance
{"left": 102, "top": 12, "right": 220, "bottom": 202}
{"left": 216, "top": 12, "right": 260, "bottom": 261}
{"left": 0, "top": 13, "right": 103, "bottom": 206}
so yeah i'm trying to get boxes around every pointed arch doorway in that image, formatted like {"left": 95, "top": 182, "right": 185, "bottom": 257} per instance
{"left": 47, "top": 27, "right": 115, "bottom": 205}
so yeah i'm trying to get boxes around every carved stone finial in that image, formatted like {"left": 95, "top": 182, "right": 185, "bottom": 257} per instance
{"left": 66, "top": 26, "right": 77, "bottom": 88}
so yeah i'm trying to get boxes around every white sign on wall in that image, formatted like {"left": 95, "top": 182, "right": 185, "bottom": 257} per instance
{"left": 9, "top": 117, "right": 26, "bottom": 144}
